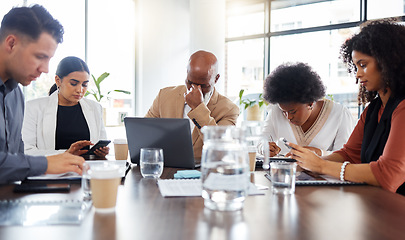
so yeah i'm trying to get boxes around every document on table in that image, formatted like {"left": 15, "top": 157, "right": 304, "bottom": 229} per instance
{"left": 27, "top": 172, "right": 81, "bottom": 181}
{"left": 157, "top": 179, "right": 265, "bottom": 197}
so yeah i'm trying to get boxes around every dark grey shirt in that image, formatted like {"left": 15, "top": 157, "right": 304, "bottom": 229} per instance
{"left": 0, "top": 78, "right": 47, "bottom": 183}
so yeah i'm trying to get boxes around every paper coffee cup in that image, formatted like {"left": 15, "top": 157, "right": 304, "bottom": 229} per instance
{"left": 89, "top": 162, "right": 121, "bottom": 213}
{"left": 114, "top": 139, "right": 128, "bottom": 160}
{"left": 248, "top": 152, "right": 256, "bottom": 171}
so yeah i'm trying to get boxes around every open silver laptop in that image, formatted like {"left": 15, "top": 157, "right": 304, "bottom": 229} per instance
{"left": 124, "top": 117, "right": 199, "bottom": 169}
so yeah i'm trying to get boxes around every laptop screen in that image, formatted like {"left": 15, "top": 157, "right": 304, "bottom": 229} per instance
{"left": 124, "top": 117, "right": 197, "bottom": 168}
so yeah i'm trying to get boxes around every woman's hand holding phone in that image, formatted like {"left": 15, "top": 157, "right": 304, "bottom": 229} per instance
{"left": 93, "top": 145, "right": 110, "bottom": 158}
{"left": 67, "top": 140, "right": 92, "bottom": 156}
{"left": 81, "top": 140, "right": 111, "bottom": 157}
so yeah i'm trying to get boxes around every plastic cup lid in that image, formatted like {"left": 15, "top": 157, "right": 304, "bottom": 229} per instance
{"left": 113, "top": 138, "right": 127, "bottom": 144}
{"left": 89, "top": 163, "right": 121, "bottom": 179}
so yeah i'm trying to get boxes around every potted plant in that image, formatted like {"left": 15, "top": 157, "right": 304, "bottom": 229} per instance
{"left": 238, "top": 89, "right": 267, "bottom": 121}
{"left": 85, "top": 72, "right": 130, "bottom": 102}
{"left": 85, "top": 72, "right": 131, "bottom": 125}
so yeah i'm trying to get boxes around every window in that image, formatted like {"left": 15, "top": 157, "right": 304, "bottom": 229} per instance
{"left": 270, "top": 0, "right": 360, "bottom": 31}
{"left": 225, "top": 0, "right": 405, "bottom": 118}
{"left": 23, "top": 0, "right": 86, "bottom": 100}
{"left": 269, "top": 29, "right": 358, "bottom": 94}
{"left": 367, "top": 0, "right": 405, "bottom": 20}
{"left": 226, "top": 1, "right": 266, "bottom": 38}
{"left": 87, "top": 0, "right": 135, "bottom": 126}
{"left": 226, "top": 38, "right": 265, "bottom": 96}
{"left": 0, "top": 0, "right": 135, "bottom": 129}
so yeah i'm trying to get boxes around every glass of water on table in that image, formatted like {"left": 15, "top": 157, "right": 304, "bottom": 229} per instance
{"left": 140, "top": 148, "right": 164, "bottom": 178}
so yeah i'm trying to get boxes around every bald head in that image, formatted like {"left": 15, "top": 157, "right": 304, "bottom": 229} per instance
{"left": 185, "top": 50, "right": 219, "bottom": 96}
{"left": 188, "top": 50, "right": 218, "bottom": 75}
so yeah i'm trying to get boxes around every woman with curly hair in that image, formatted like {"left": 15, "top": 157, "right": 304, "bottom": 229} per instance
{"left": 289, "top": 19, "right": 405, "bottom": 195}
{"left": 262, "top": 62, "right": 355, "bottom": 157}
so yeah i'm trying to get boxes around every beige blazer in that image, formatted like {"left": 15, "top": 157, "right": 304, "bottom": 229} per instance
{"left": 145, "top": 85, "right": 239, "bottom": 159}
{"left": 22, "top": 92, "right": 106, "bottom": 156}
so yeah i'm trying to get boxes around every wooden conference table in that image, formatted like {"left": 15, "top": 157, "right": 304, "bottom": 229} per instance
{"left": 0, "top": 164, "right": 405, "bottom": 240}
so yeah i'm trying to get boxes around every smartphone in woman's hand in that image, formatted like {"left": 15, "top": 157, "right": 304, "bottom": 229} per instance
{"left": 81, "top": 140, "right": 111, "bottom": 156}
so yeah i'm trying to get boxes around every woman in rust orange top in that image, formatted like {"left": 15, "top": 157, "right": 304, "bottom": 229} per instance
{"left": 288, "top": 19, "right": 405, "bottom": 195}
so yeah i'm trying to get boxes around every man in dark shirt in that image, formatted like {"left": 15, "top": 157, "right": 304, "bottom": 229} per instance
{"left": 0, "top": 5, "right": 89, "bottom": 183}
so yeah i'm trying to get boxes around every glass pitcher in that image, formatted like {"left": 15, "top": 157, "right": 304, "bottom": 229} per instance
{"left": 201, "top": 126, "right": 249, "bottom": 211}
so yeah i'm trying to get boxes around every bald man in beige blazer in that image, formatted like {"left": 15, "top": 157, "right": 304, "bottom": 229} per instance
{"left": 145, "top": 51, "right": 239, "bottom": 162}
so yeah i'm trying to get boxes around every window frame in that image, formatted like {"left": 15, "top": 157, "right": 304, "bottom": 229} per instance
{"left": 225, "top": 0, "right": 405, "bottom": 103}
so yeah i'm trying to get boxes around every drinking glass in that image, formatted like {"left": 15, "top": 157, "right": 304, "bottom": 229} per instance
{"left": 140, "top": 148, "right": 164, "bottom": 178}
{"left": 242, "top": 121, "right": 269, "bottom": 170}
{"left": 270, "top": 161, "right": 297, "bottom": 194}
{"left": 82, "top": 161, "right": 91, "bottom": 200}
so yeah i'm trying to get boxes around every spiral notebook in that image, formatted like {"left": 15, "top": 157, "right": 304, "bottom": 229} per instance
{"left": 0, "top": 199, "right": 92, "bottom": 226}
{"left": 265, "top": 171, "right": 366, "bottom": 186}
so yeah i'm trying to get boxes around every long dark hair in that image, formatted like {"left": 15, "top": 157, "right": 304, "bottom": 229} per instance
{"left": 49, "top": 56, "right": 90, "bottom": 95}
{"left": 340, "top": 19, "right": 405, "bottom": 104}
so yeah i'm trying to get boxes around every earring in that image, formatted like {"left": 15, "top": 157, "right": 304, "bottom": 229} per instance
{"left": 57, "top": 86, "right": 60, "bottom": 93}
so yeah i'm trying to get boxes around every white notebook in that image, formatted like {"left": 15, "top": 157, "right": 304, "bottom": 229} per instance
{"left": 157, "top": 179, "right": 265, "bottom": 197}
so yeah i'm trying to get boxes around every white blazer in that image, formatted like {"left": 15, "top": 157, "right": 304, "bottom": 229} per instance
{"left": 22, "top": 92, "right": 107, "bottom": 156}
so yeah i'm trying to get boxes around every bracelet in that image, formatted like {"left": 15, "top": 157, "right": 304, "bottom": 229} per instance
{"left": 340, "top": 161, "right": 350, "bottom": 181}
{"left": 320, "top": 149, "right": 325, "bottom": 156}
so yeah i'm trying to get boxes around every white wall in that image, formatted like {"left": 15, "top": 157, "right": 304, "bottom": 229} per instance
{"left": 135, "top": 0, "right": 225, "bottom": 116}
{"left": 190, "top": 0, "right": 226, "bottom": 93}
{"left": 135, "top": 0, "right": 190, "bottom": 116}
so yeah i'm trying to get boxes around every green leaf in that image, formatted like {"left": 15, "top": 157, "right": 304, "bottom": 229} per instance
{"left": 239, "top": 89, "right": 244, "bottom": 99}
{"left": 96, "top": 72, "right": 110, "bottom": 85}
{"left": 91, "top": 74, "right": 102, "bottom": 97}
{"left": 239, "top": 89, "right": 245, "bottom": 105}
{"left": 87, "top": 72, "right": 131, "bottom": 102}
{"left": 114, "top": 90, "right": 131, "bottom": 94}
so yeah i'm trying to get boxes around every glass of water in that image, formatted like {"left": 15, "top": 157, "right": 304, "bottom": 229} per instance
{"left": 270, "top": 161, "right": 297, "bottom": 194}
{"left": 140, "top": 148, "right": 164, "bottom": 178}
{"left": 82, "top": 161, "right": 91, "bottom": 200}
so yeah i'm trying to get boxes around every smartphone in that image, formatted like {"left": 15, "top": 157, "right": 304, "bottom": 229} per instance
{"left": 13, "top": 184, "right": 71, "bottom": 193}
{"left": 280, "top": 137, "right": 292, "bottom": 149}
{"left": 82, "top": 140, "right": 111, "bottom": 156}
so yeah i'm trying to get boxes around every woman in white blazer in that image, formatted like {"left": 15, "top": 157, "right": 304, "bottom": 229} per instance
{"left": 22, "top": 56, "right": 108, "bottom": 157}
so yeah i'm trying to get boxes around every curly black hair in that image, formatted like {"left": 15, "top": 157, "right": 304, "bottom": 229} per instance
{"left": 263, "top": 62, "right": 326, "bottom": 104}
{"left": 340, "top": 19, "right": 405, "bottom": 105}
